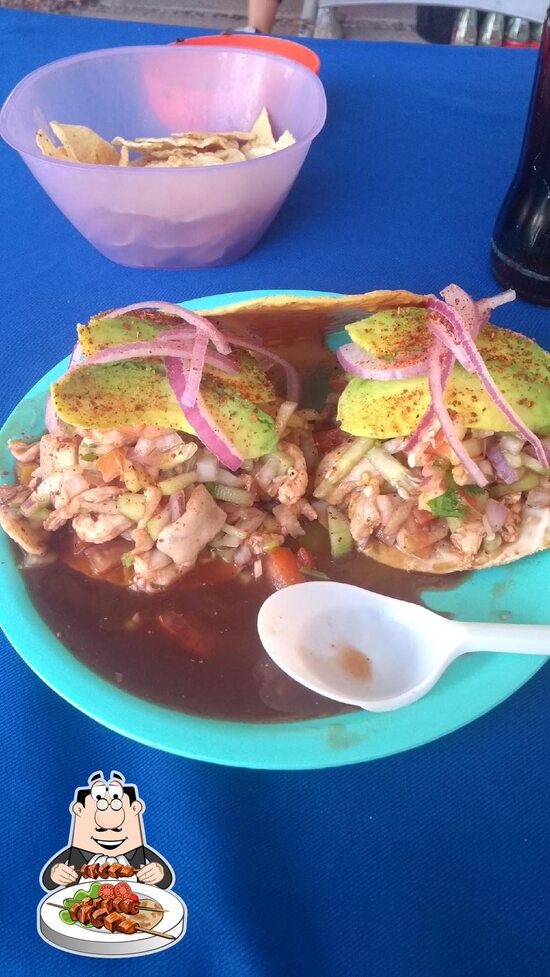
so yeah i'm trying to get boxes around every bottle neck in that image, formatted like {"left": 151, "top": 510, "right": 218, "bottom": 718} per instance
{"left": 519, "top": 8, "right": 550, "bottom": 164}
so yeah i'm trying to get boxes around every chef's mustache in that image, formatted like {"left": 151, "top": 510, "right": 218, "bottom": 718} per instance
{"left": 93, "top": 826, "right": 123, "bottom": 833}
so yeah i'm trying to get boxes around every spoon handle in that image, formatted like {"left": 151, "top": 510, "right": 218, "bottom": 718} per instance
{"left": 458, "top": 622, "right": 550, "bottom": 656}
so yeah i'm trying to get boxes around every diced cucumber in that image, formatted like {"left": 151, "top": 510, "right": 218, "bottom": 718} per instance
{"left": 491, "top": 472, "right": 540, "bottom": 498}
{"left": 206, "top": 483, "right": 253, "bottom": 505}
{"left": 116, "top": 493, "right": 146, "bottom": 522}
{"left": 147, "top": 508, "right": 172, "bottom": 540}
{"left": 327, "top": 506, "right": 353, "bottom": 558}
{"left": 158, "top": 472, "right": 197, "bottom": 496}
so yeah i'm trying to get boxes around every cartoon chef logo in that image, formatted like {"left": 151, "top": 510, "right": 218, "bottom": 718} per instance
{"left": 38, "top": 772, "right": 186, "bottom": 957}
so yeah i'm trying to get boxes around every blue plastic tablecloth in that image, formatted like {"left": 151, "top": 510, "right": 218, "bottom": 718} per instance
{"left": 2, "top": 9, "right": 550, "bottom": 975}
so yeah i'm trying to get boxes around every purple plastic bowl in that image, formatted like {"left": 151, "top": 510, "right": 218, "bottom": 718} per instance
{"left": 0, "top": 45, "right": 327, "bottom": 269}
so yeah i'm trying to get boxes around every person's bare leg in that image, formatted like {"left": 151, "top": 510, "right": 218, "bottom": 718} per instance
{"left": 248, "top": 0, "right": 279, "bottom": 33}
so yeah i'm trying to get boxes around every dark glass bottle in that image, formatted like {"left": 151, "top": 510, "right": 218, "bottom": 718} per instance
{"left": 491, "top": 9, "right": 550, "bottom": 304}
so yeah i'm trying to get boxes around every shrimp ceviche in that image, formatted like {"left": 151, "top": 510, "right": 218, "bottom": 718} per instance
{"left": 1, "top": 286, "right": 548, "bottom": 720}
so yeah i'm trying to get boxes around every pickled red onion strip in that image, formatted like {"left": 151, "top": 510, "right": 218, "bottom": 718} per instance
{"left": 403, "top": 347, "right": 454, "bottom": 454}
{"left": 476, "top": 289, "right": 515, "bottom": 322}
{"left": 336, "top": 342, "right": 427, "bottom": 380}
{"left": 82, "top": 340, "right": 236, "bottom": 374}
{"left": 103, "top": 301, "right": 232, "bottom": 355}
{"left": 181, "top": 332, "right": 209, "bottom": 409}
{"left": 427, "top": 295, "right": 547, "bottom": 467}
{"left": 441, "top": 284, "right": 480, "bottom": 339}
{"left": 164, "top": 357, "right": 242, "bottom": 471}
{"left": 427, "top": 340, "right": 488, "bottom": 487}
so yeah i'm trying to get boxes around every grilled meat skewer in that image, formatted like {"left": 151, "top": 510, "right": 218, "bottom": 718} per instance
{"left": 49, "top": 899, "right": 174, "bottom": 940}
{"left": 80, "top": 862, "right": 136, "bottom": 880}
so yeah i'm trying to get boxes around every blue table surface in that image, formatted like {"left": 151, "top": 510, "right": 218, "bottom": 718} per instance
{"left": 2, "top": 9, "right": 550, "bottom": 976}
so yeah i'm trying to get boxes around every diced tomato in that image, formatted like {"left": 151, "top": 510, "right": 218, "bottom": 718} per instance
{"left": 313, "top": 427, "right": 347, "bottom": 454}
{"left": 114, "top": 881, "right": 133, "bottom": 899}
{"left": 96, "top": 448, "right": 125, "bottom": 483}
{"left": 296, "top": 546, "right": 317, "bottom": 569}
{"left": 126, "top": 891, "right": 139, "bottom": 903}
{"left": 158, "top": 610, "right": 215, "bottom": 660}
{"left": 263, "top": 547, "right": 304, "bottom": 590}
{"left": 98, "top": 883, "right": 115, "bottom": 899}
{"left": 412, "top": 508, "right": 434, "bottom": 527}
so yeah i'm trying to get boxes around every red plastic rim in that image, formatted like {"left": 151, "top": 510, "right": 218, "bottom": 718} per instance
{"left": 171, "top": 33, "right": 320, "bottom": 74}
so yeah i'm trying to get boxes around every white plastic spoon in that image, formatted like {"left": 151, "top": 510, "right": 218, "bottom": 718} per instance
{"left": 257, "top": 581, "right": 550, "bottom": 712}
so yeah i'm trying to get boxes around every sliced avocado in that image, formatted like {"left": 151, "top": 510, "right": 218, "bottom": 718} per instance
{"left": 56, "top": 311, "right": 279, "bottom": 458}
{"left": 78, "top": 314, "right": 167, "bottom": 354}
{"left": 52, "top": 355, "right": 278, "bottom": 459}
{"left": 346, "top": 308, "right": 430, "bottom": 359}
{"left": 78, "top": 313, "right": 273, "bottom": 404}
{"left": 338, "top": 324, "right": 550, "bottom": 437}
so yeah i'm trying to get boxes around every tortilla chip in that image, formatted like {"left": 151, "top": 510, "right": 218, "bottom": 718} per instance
{"left": 216, "top": 147, "right": 247, "bottom": 163}
{"left": 251, "top": 107, "right": 275, "bottom": 147}
{"left": 113, "top": 134, "right": 237, "bottom": 152}
{"left": 244, "top": 145, "right": 274, "bottom": 159}
{"left": 175, "top": 153, "right": 225, "bottom": 167}
{"left": 38, "top": 111, "right": 293, "bottom": 167}
{"left": 274, "top": 130, "right": 296, "bottom": 151}
{"left": 50, "top": 122, "right": 119, "bottom": 165}
{"left": 35, "top": 129, "right": 68, "bottom": 160}
{"left": 171, "top": 129, "right": 255, "bottom": 142}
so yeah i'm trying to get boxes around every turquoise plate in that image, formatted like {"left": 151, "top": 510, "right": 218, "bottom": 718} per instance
{"left": 0, "top": 290, "right": 548, "bottom": 769}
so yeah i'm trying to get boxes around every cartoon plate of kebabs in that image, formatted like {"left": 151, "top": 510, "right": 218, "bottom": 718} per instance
{"left": 37, "top": 771, "right": 186, "bottom": 957}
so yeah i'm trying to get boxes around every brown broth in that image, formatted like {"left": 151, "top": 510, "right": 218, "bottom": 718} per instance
{"left": 20, "top": 528, "right": 463, "bottom": 721}
{"left": 16, "top": 304, "right": 464, "bottom": 722}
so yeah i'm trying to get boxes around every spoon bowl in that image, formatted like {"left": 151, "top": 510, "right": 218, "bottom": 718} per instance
{"left": 257, "top": 581, "right": 550, "bottom": 712}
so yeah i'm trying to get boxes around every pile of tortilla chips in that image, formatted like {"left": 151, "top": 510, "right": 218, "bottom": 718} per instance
{"left": 35, "top": 108, "right": 295, "bottom": 168}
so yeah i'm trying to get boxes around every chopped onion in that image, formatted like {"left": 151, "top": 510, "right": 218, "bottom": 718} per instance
{"left": 499, "top": 433, "right": 524, "bottom": 455}
{"left": 336, "top": 342, "right": 427, "bottom": 380}
{"left": 195, "top": 454, "right": 220, "bottom": 483}
{"left": 486, "top": 442, "right": 517, "bottom": 484}
{"left": 526, "top": 485, "right": 550, "bottom": 507}
{"left": 215, "top": 469, "right": 245, "bottom": 487}
{"left": 485, "top": 498, "right": 509, "bottom": 531}
{"left": 233, "top": 542, "right": 253, "bottom": 567}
